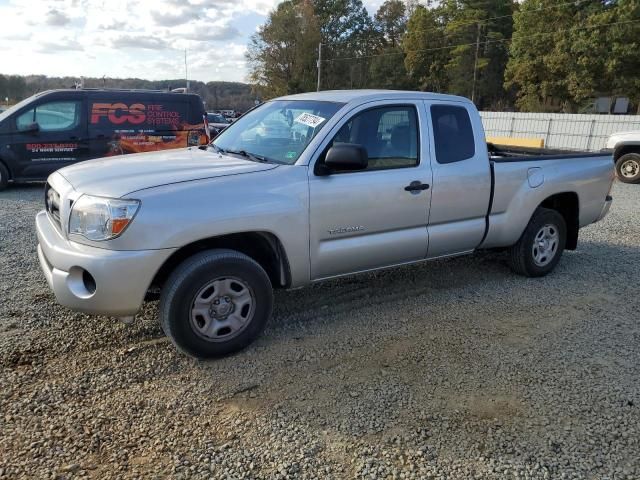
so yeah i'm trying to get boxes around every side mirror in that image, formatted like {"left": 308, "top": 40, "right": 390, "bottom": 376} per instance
{"left": 324, "top": 143, "right": 368, "bottom": 172}
{"left": 20, "top": 122, "right": 39, "bottom": 133}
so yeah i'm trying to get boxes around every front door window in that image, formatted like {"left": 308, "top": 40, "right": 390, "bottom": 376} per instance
{"left": 16, "top": 101, "right": 81, "bottom": 132}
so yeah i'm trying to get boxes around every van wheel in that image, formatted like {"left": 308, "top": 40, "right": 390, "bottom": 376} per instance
{"left": 0, "top": 162, "right": 9, "bottom": 191}
{"left": 159, "top": 249, "right": 273, "bottom": 358}
{"left": 508, "top": 208, "right": 566, "bottom": 277}
{"left": 615, "top": 153, "right": 640, "bottom": 184}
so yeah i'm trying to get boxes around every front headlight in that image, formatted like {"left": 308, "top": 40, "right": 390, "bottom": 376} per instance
{"left": 69, "top": 195, "right": 140, "bottom": 241}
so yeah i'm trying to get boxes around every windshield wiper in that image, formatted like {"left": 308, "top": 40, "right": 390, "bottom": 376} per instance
{"left": 210, "top": 143, "right": 282, "bottom": 164}
{"left": 223, "top": 149, "right": 275, "bottom": 164}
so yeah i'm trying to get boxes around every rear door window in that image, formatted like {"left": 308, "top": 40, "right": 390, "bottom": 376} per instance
{"left": 189, "top": 96, "right": 206, "bottom": 124}
{"left": 430, "top": 105, "right": 475, "bottom": 164}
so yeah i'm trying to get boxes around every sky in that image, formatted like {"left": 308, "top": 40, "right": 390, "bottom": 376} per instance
{"left": 0, "top": 0, "right": 384, "bottom": 83}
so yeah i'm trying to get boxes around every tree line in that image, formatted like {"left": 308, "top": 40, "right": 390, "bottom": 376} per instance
{"left": 0, "top": 74, "right": 256, "bottom": 112}
{"left": 247, "top": 0, "right": 640, "bottom": 113}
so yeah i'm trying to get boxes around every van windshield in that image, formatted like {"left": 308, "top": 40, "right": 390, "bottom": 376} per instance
{"left": 211, "top": 100, "right": 344, "bottom": 165}
{"left": 0, "top": 94, "right": 39, "bottom": 123}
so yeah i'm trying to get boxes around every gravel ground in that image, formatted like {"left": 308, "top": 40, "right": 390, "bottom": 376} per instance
{"left": 0, "top": 182, "right": 638, "bottom": 479}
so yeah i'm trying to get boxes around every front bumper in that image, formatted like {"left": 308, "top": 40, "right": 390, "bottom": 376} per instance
{"left": 36, "top": 210, "right": 175, "bottom": 316}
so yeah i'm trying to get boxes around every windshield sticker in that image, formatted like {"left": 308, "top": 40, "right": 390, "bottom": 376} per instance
{"left": 286, "top": 151, "right": 297, "bottom": 159}
{"left": 294, "top": 112, "right": 326, "bottom": 128}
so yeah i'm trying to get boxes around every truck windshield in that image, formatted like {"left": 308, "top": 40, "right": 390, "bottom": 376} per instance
{"left": 211, "top": 100, "right": 344, "bottom": 165}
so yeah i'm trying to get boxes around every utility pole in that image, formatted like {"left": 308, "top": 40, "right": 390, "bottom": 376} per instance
{"left": 316, "top": 42, "right": 322, "bottom": 92}
{"left": 185, "top": 49, "right": 190, "bottom": 93}
{"left": 471, "top": 22, "right": 481, "bottom": 104}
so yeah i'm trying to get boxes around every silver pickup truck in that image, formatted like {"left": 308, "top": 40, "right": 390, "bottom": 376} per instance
{"left": 36, "top": 90, "right": 614, "bottom": 358}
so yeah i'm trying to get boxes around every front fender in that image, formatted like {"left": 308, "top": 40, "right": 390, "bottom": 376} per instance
{"left": 95, "top": 166, "right": 311, "bottom": 286}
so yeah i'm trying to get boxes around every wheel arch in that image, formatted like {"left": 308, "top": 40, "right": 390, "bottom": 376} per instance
{"left": 148, "top": 231, "right": 292, "bottom": 298}
{"left": 0, "top": 157, "right": 11, "bottom": 179}
{"left": 613, "top": 143, "right": 640, "bottom": 161}
{"left": 538, "top": 192, "right": 579, "bottom": 250}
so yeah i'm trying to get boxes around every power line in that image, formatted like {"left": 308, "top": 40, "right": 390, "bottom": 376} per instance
{"left": 322, "top": 18, "right": 640, "bottom": 63}
{"left": 323, "top": 38, "right": 506, "bottom": 62}
{"left": 447, "top": 0, "right": 592, "bottom": 31}
{"left": 321, "top": 0, "right": 592, "bottom": 49}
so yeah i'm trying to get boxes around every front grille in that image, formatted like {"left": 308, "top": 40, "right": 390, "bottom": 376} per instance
{"left": 44, "top": 183, "right": 62, "bottom": 231}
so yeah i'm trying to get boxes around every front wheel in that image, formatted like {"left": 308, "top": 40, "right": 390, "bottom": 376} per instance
{"left": 159, "top": 249, "right": 273, "bottom": 358}
{"left": 508, "top": 208, "right": 567, "bottom": 277}
{"left": 615, "top": 153, "right": 640, "bottom": 184}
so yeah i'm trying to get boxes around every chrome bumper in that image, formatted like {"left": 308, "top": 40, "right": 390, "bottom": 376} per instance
{"left": 36, "top": 210, "right": 175, "bottom": 316}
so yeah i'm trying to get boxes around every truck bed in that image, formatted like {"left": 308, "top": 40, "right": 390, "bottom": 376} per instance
{"left": 488, "top": 143, "right": 612, "bottom": 163}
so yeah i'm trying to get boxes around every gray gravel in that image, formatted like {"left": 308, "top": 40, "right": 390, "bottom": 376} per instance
{"left": 1, "top": 182, "right": 639, "bottom": 479}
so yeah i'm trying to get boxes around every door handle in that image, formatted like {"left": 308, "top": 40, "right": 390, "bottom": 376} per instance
{"left": 404, "top": 181, "right": 430, "bottom": 192}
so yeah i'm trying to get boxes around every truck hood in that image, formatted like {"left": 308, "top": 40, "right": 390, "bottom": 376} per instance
{"left": 605, "top": 131, "right": 640, "bottom": 149}
{"left": 56, "top": 147, "right": 278, "bottom": 198}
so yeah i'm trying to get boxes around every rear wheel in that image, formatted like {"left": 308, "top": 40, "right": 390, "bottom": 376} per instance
{"left": 508, "top": 208, "right": 566, "bottom": 277}
{"left": 160, "top": 249, "right": 273, "bottom": 358}
{"left": 616, "top": 153, "right": 640, "bottom": 184}
{"left": 0, "top": 162, "right": 9, "bottom": 191}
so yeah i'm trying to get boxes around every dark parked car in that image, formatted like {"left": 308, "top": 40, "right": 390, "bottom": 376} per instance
{"left": 0, "top": 88, "right": 207, "bottom": 190}
{"left": 206, "top": 112, "right": 230, "bottom": 137}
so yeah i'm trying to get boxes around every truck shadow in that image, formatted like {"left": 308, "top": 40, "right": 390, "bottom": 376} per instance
{"left": 267, "top": 239, "right": 637, "bottom": 334}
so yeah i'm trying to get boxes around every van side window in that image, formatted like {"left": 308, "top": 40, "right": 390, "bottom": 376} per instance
{"left": 431, "top": 105, "right": 475, "bottom": 164}
{"left": 331, "top": 106, "right": 419, "bottom": 171}
{"left": 16, "top": 101, "right": 81, "bottom": 132}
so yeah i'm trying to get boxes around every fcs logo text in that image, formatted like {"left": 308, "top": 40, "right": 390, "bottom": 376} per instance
{"left": 90, "top": 103, "right": 146, "bottom": 124}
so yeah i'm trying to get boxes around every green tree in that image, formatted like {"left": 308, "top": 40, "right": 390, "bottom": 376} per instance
{"left": 443, "top": 0, "right": 514, "bottom": 109}
{"left": 368, "top": 0, "right": 413, "bottom": 89}
{"left": 0, "top": 74, "right": 255, "bottom": 111}
{"left": 246, "top": 0, "right": 321, "bottom": 98}
{"left": 403, "top": 5, "right": 449, "bottom": 92}
{"left": 2, "top": 75, "right": 28, "bottom": 103}
{"left": 313, "top": 0, "right": 378, "bottom": 89}
{"left": 567, "top": 0, "right": 640, "bottom": 111}
{"left": 505, "top": 0, "right": 561, "bottom": 111}
{"left": 605, "top": 0, "right": 640, "bottom": 111}
{"left": 375, "top": 0, "right": 407, "bottom": 47}
{"left": 0, "top": 75, "right": 7, "bottom": 104}
{"left": 368, "top": 47, "right": 413, "bottom": 89}
{"left": 504, "top": 0, "right": 633, "bottom": 112}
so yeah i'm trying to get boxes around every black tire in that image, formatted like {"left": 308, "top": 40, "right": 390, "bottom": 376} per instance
{"left": 0, "top": 162, "right": 9, "bottom": 191}
{"left": 615, "top": 153, "right": 640, "bottom": 184}
{"left": 159, "top": 249, "right": 273, "bottom": 358}
{"left": 508, "top": 208, "right": 567, "bottom": 277}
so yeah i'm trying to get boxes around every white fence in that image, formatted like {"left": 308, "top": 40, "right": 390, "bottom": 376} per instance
{"left": 480, "top": 112, "right": 640, "bottom": 151}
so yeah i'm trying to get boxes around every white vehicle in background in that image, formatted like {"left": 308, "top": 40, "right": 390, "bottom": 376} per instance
{"left": 605, "top": 131, "right": 640, "bottom": 184}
